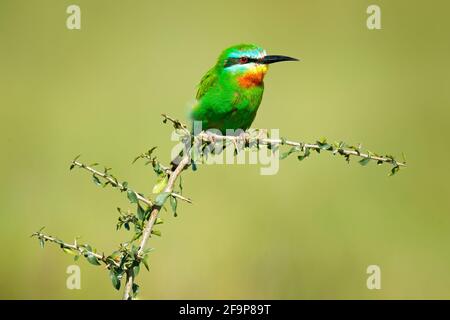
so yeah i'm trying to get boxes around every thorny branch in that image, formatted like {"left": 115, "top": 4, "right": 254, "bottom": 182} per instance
{"left": 199, "top": 132, "right": 406, "bottom": 167}
{"left": 31, "top": 229, "right": 120, "bottom": 268}
{"left": 33, "top": 114, "right": 406, "bottom": 300}
{"left": 162, "top": 113, "right": 406, "bottom": 174}
{"left": 122, "top": 155, "right": 191, "bottom": 300}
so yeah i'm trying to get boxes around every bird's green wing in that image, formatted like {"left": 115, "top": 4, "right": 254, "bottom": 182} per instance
{"left": 196, "top": 67, "right": 218, "bottom": 100}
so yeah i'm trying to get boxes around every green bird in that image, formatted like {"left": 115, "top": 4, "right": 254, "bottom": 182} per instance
{"left": 190, "top": 43, "right": 298, "bottom": 134}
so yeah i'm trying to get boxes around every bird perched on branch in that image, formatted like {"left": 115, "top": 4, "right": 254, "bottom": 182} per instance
{"left": 190, "top": 44, "right": 299, "bottom": 134}
{"left": 171, "top": 44, "right": 298, "bottom": 171}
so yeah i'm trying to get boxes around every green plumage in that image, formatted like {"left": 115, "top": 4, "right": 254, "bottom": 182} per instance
{"left": 190, "top": 44, "right": 266, "bottom": 134}
{"left": 170, "top": 44, "right": 297, "bottom": 169}
{"left": 189, "top": 44, "right": 298, "bottom": 134}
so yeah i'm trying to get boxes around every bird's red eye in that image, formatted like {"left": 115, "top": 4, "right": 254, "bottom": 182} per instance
{"left": 240, "top": 57, "right": 249, "bottom": 64}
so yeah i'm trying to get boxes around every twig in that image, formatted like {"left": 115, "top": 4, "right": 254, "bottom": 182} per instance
{"left": 161, "top": 114, "right": 406, "bottom": 168}
{"left": 123, "top": 271, "right": 134, "bottom": 300}
{"left": 71, "top": 161, "right": 154, "bottom": 206}
{"left": 131, "top": 149, "right": 192, "bottom": 204}
{"left": 31, "top": 231, "right": 119, "bottom": 267}
{"left": 196, "top": 132, "right": 406, "bottom": 167}
{"left": 122, "top": 155, "right": 191, "bottom": 300}
{"left": 171, "top": 192, "right": 192, "bottom": 204}
{"left": 161, "top": 113, "right": 190, "bottom": 135}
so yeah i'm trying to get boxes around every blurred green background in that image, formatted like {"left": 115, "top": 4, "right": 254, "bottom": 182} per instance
{"left": 1, "top": 0, "right": 449, "bottom": 299}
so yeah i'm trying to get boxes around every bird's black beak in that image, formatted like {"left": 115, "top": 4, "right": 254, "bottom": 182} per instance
{"left": 261, "top": 55, "right": 299, "bottom": 64}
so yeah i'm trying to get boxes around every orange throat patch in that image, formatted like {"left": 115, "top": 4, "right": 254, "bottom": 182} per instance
{"left": 237, "top": 66, "right": 268, "bottom": 88}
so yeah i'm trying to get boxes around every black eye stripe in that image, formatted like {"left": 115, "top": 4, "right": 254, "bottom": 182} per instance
{"left": 224, "top": 57, "right": 259, "bottom": 68}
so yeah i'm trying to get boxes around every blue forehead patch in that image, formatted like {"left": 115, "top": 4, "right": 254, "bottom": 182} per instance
{"left": 228, "top": 48, "right": 266, "bottom": 59}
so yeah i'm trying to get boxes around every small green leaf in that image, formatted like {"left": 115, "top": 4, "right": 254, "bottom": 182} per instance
{"left": 297, "top": 147, "right": 310, "bottom": 161}
{"left": 191, "top": 159, "right": 197, "bottom": 171}
{"left": 151, "top": 229, "right": 161, "bottom": 237}
{"left": 127, "top": 190, "right": 138, "bottom": 204}
{"left": 132, "top": 155, "right": 142, "bottom": 164}
{"left": 148, "top": 146, "right": 157, "bottom": 157}
{"left": 142, "top": 258, "right": 150, "bottom": 271}
{"left": 345, "top": 154, "right": 351, "bottom": 163}
{"left": 316, "top": 139, "right": 332, "bottom": 150}
{"left": 63, "top": 248, "right": 77, "bottom": 255}
{"left": 359, "top": 158, "right": 371, "bottom": 166}
{"left": 389, "top": 165, "right": 400, "bottom": 176}
{"left": 179, "top": 176, "right": 183, "bottom": 195}
{"left": 170, "top": 196, "right": 178, "bottom": 217}
{"left": 110, "top": 270, "right": 121, "bottom": 290}
{"left": 132, "top": 283, "right": 140, "bottom": 297}
{"left": 137, "top": 205, "right": 145, "bottom": 221}
{"left": 318, "top": 137, "right": 327, "bottom": 144}
{"left": 86, "top": 254, "right": 101, "bottom": 266}
{"left": 155, "top": 192, "right": 170, "bottom": 207}
{"left": 155, "top": 218, "right": 164, "bottom": 225}
{"left": 280, "top": 146, "right": 298, "bottom": 160}
{"left": 92, "top": 175, "right": 102, "bottom": 186}
{"left": 143, "top": 248, "right": 154, "bottom": 254}
{"left": 152, "top": 161, "right": 163, "bottom": 175}
{"left": 304, "top": 148, "right": 310, "bottom": 157}
{"left": 73, "top": 154, "right": 81, "bottom": 162}
{"left": 108, "top": 251, "right": 122, "bottom": 263}
{"left": 131, "top": 231, "right": 142, "bottom": 241}
{"left": 152, "top": 175, "right": 168, "bottom": 194}
{"left": 133, "top": 264, "right": 140, "bottom": 277}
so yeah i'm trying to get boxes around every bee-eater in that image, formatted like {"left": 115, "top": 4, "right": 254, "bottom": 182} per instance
{"left": 190, "top": 44, "right": 298, "bottom": 134}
